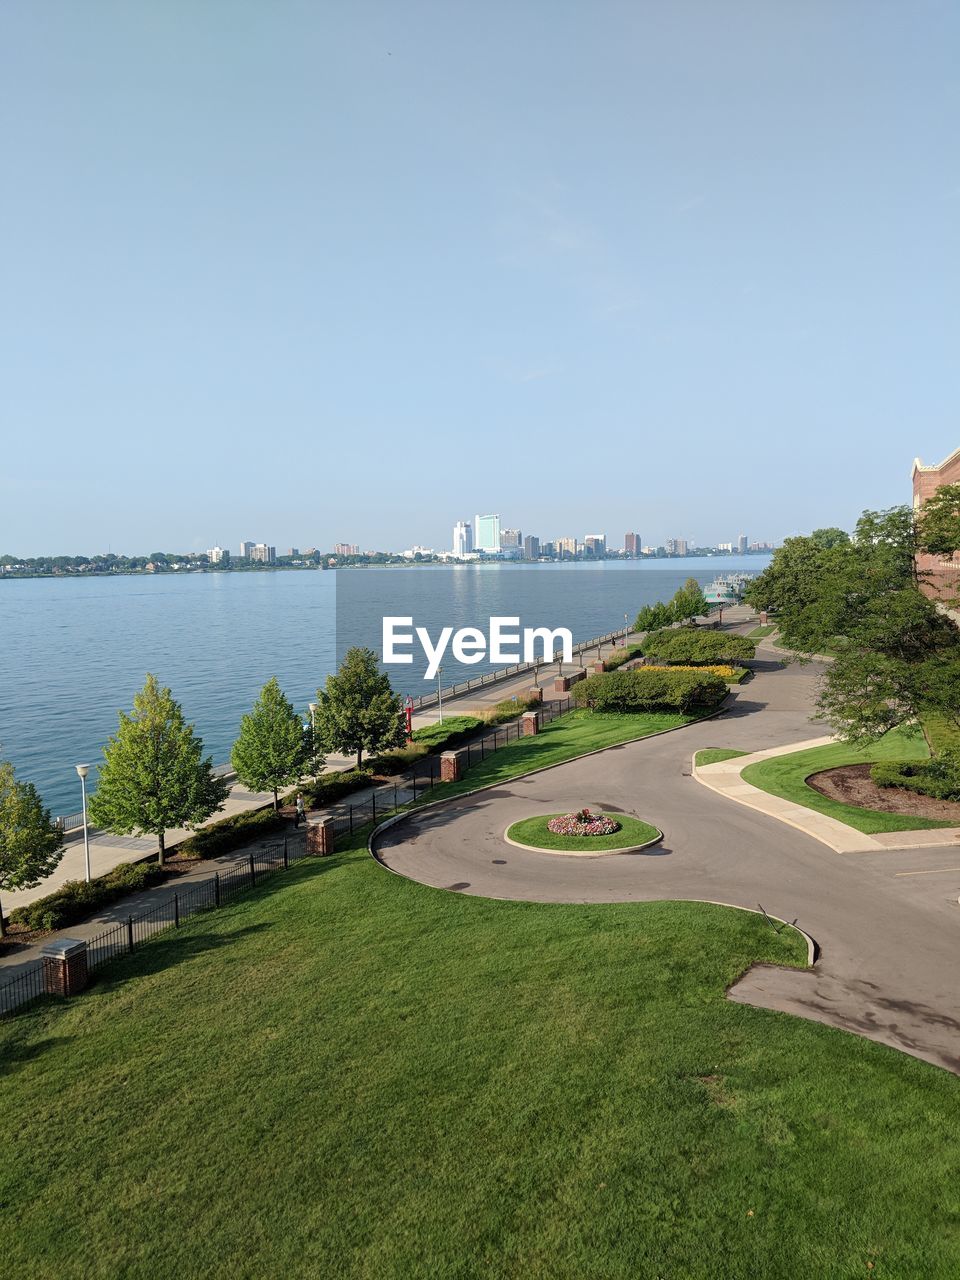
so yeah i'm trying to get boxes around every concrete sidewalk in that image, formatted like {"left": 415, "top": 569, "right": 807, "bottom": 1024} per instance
{"left": 693, "top": 737, "right": 960, "bottom": 853}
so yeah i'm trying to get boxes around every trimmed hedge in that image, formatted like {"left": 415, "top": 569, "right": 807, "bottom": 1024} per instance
{"left": 298, "top": 769, "right": 374, "bottom": 808}
{"left": 641, "top": 627, "right": 756, "bottom": 666}
{"left": 9, "top": 861, "right": 165, "bottom": 932}
{"left": 178, "top": 806, "right": 289, "bottom": 859}
{"left": 871, "top": 751, "right": 960, "bottom": 802}
{"left": 412, "top": 715, "right": 483, "bottom": 749}
{"left": 571, "top": 668, "right": 728, "bottom": 714}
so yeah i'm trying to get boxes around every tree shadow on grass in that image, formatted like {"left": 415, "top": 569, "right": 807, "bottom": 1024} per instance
{"left": 0, "top": 1034, "right": 75, "bottom": 1075}
{"left": 89, "top": 921, "right": 275, "bottom": 993}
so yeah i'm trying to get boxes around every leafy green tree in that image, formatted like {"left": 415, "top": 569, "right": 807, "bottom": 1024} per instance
{"left": 231, "top": 677, "right": 313, "bottom": 811}
{"left": 670, "top": 577, "right": 709, "bottom": 623}
{"left": 89, "top": 674, "right": 229, "bottom": 865}
{"left": 315, "top": 647, "right": 405, "bottom": 770}
{"left": 918, "top": 483, "right": 960, "bottom": 559}
{"left": 634, "top": 601, "right": 674, "bottom": 632}
{"left": 0, "top": 761, "right": 64, "bottom": 936}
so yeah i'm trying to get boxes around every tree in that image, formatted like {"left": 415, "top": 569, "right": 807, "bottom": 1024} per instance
{"left": 634, "top": 601, "right": 675, "bottom": 632}
{"left": 231, "top": 678, "right": 314, "bottom": 811}
{"left": 314, "top": 647, "right": 405, "bottom": 770}
{"left": 670, "top": 577, "right": 709, "bottom": 624}
{"left": 918, "top": 483, "right": 960, "bottom": 559}
{"left": 0, "top": 761, "right": 64, "bottom": 936}
{"left": 89, "top": 674, "right": 229, "bottom": 865}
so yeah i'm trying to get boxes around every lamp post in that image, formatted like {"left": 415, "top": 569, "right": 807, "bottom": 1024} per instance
{"left": 308, "top": 701, "right": 318, "bottom": 772}
{"left": 75, "top": 764, "right": 91, "bottom": 883}
{"left": 554, "top": 650, "right": 564, "bottom": 678}
{"left": 533, "top": 657, "right": 542, "bottom": 688}
{"left": 436, "top": 665, "right": 444, "bottom": 723}
{"left": 624, "top": 613, "right": 629, "bottom": 647}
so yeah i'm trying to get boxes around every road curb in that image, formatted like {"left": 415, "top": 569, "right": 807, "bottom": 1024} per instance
{"left": 502, "top": 823, "right": 664, "bottom": 858}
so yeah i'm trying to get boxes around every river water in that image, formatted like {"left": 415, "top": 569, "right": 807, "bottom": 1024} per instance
{"left": 0, "top": 557, "right": 767, "bottom": 814}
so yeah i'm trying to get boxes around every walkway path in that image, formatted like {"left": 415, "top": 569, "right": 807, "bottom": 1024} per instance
{"left": 6, "top": 624, "right": 644, "bottom": 912}
{"left": 373, "top": 652, "right": 960, "bottom": 1073}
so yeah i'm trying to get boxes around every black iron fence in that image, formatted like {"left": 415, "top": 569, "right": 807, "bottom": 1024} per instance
{"left": 0, "top": 832, "right": 309, "bottom": 1018}
{"left": 3, "top": 694, "right": 580, "bottom": 1019}
{"left": 329, "top": 695, "right": 573, "bottom": 838}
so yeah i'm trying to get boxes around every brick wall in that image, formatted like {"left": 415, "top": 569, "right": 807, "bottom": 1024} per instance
{"left": 912, "top": 449, "right": 960, "bottom": 601}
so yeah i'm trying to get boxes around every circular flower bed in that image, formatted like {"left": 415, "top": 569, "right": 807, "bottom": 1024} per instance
{"left": 546, "top": 808, "right": 621, "bottom": 837}
{"left": 504, "top": 812, "right": 661, "bottom": 855}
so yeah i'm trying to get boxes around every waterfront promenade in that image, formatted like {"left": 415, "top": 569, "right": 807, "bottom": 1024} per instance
{"left": 4, "top": 626, "right": 645, "bottom": 912}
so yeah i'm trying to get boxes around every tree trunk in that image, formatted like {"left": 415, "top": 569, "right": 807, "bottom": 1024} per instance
{"left": 0, "top": 893, "right": 5, "bottom": 938}
{"left": 158, "top": 829, "right": 165, "bottom": 868}
{"left": 357, "top": 749, "right": 363, "bottom": 770}
{"left": 273, "top": 786, "right": 279, "bottom": 812}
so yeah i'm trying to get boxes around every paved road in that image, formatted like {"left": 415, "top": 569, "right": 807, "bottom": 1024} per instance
{"left": 375, "top": 652, "right": 960, "bottom": 1073}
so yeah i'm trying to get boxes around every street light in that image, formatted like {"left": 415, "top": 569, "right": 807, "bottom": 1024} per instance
{"left": 624, "top": 613, "right": 629, "bottom": 647}
{"left": 554, "top": 649, "right": 564, "bottom": 678}
{"left": 75, "top": 764, "right": 91, "bottom": 883}
{"left": 308, "top": 701, "right": 318, "bottom": 772}
{"left": 436, "top": 665, "right": 444, "bottom": 722}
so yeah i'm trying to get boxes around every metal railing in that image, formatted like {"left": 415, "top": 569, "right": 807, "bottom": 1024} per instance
{"left": 7, "top": 695, "right": 581, "bottom": 1019}
{"left": 0, "top": 832, "right": 309, "bottom": 1018}
{"left": 407, "top": 630, "right": 627, "bottom": 710}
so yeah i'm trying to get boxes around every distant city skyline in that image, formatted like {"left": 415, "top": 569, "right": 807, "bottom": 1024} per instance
{"left": 2, "top": 6, "right": 956, "bottom": 554}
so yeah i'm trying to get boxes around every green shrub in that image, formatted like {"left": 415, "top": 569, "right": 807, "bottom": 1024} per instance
{"left": 571, "top": 668, "right": 728, "bottom": 714}
{"left": 412, "top": 715, "right": 483, "bottom": 750}
{"left": 641, "top": 626, "right": 756, "bottom": 666}
{"left": 9, "top": 861, "right": 165, "bottom": 932}
{"left": 602, "top": 644, "right": 644, "bottom": 672}
{"left": 178, "top": 807, "right": 288, "bottom": 859}
{"left": 481, "top": 694, "right": 541, "bottom": 725}
{"left": 373, "top": 745, "right": 429, "bottom": 774}
{"left": 871, "top": 749, "right": 960, "bottom": 801}
{"left": 297, "top": 769, "right": 373, "bottom": 808}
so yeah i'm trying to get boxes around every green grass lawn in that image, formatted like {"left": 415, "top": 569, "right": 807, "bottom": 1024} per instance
{"left": 741, "top": 727, "right": 954, "bottom": 833}
{"left": 415, "top": 709, "right": 694, "bottom": 804}
{"left": 746, "top": 624, "right": 776, "bottom": 638}
{"left": 1, "top": 838, "right": 958, "bottom": 1277}
{"left": 505, "top": 813, "right": 660, "bottom": 851}
{"left": 695, "top": 748, "right": 749, "bottom": 767}
{"left": 922, "top": 713, "right": 960, "bottom": 754}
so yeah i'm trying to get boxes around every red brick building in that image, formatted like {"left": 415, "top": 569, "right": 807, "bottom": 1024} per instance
{"left": 912, "top": 448, "right": 960, "bottom": 600}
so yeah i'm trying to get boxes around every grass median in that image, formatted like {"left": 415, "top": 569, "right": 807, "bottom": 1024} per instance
{"left": 741, "top": 727, "right": 952, "bottom": 833}
{"left": 1, "top": 834, "right": 958, "bottom": 1277}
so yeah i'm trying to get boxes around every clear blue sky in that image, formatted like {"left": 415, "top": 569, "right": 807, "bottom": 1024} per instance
{"left": 1, "top": 1, "right": 957, "bottom": 555}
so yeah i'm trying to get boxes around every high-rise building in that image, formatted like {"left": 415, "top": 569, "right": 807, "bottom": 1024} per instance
{"left": 207, "top": 546, "right": 229, "bottom": 564}
{"left": 558, "top": 536, "right": 578, "bottom": 558}
{"left": 737, "top": 533, "right": 748, "bottom": 554}
{"left": 584, "top": 533, "right": 606, "bottom": 557}
{"left": 501, "top": 528, "right": 522, "bottom": 550}
{"left": 665, "top": 538, "right": 688, "bottom": 557}
{"left": 239, "top": 541, "right": 254, "bottom": 558}
{"left": 624, "top": 532, "right": 640, "bottom": 556}
{"left": 250, "top": 544, "right": 276, "bottom": 564}
{"left": 474, "top": 513, "right": 501, "bottom": 553}
{"left": 541, "top": 540, "right": 556, "bottom": 558}
{"left": 523, "top": 534, "right": 540, "bottom": 560}
{"left": 452, "top": 520, "right": 474, "bottom": 557}
{"left": 334, "top": 543, "right": 360, "bottom": 557}
{"left": 717, "top": 541, "right": 734, "bottom": 552}
{"left": 287, "top": 548, "right": 299, "bottom": 558}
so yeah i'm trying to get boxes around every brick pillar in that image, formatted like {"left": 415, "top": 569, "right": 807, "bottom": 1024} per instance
{"left": 42, "top": 939, "right": 89, "bottom": 997}
{"left": 526, "top": 686, "right": 543, "bottom": 703}
{"left": 593, "top": 660, "right": 605, "bottom": 673}
{"left": 760, "top": 610, "right": 768, "bottom": 625}
{"left": 306, "top": 819, "right": 336, "bottom": 855}
{"left": 553, "top": 675, "right": 570, "bottom": 693}
{"left": 521, "top": 712, "right": 539, "bottom": 736}
{"left": 440, "top": 751, "right": 462, "bottom": 782}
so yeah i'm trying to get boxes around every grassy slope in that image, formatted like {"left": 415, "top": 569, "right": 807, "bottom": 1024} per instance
{"left": 506, "top": 813, "right": 660, "bottom": 850}
{"left": 746, "top": 625, "right": 776, "bottom": 638}
{"left": 414, "top": 709, "right": 693, "bottom": 804}
{"left": 742, "top": 728, "right": 953, "bottom": 833}
{"left": 695, "top": 748, "right": 749, "bottom": 766}
{"left": 1, "top": 841, "right": 958, "bottom": 1278}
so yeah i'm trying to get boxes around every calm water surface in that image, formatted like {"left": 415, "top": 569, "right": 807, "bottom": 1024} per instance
{"left": 1, "top": 558, "right": 767, "bottom": 813}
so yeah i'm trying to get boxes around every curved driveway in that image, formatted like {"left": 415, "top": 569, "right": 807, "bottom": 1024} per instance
{"left": 375, "top": 654, "right": 960, "bottom": 1073}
